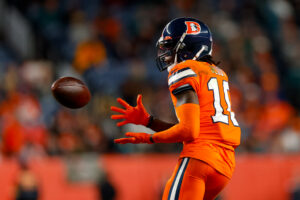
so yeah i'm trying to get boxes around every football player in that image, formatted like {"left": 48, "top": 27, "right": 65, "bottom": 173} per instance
{"left": 111, "top": 17, "right": 241, "bottom": 200}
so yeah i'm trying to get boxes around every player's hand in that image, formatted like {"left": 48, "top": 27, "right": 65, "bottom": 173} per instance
{"left": 114, "top": 132, "right": 153, "bottom": 144}
{"left": 111, "top": 94, "right": 150, "bottom": 127}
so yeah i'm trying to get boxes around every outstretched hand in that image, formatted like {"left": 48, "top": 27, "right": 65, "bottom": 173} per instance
{"left": 114, "top": 132, "right": 153, "bottom": 144}
{"left": 111, "top": 94, "right": 150, "bottom": 127}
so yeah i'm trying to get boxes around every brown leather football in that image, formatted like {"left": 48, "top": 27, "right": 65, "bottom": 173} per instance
{"left": 51, "top": 77, "right": 91, "bottom": 109}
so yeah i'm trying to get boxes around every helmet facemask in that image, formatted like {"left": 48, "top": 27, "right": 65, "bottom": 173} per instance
{"left": 156, "top": 33, "right": 187, "bottom": 72}
{"left": 156, "top": 18, "right": 213, "bottom": 72}
{"left": 156, "top": 39, "right": 176, "bottom": 71}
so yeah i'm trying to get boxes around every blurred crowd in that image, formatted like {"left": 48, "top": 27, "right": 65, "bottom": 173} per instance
{"left": 0, "top": 0, "right": 299, "bottom": 159}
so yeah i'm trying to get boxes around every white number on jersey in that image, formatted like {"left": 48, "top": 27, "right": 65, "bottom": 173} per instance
{"left": 208, "top": 78, "right": 239, "bottom": 126}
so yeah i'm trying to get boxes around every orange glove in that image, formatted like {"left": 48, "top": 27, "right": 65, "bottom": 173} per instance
{"left": 111, "top": 94, "right": 150, "bottom": 127}
{"left": 114, "top": 132, "right": 153, "bottom": 144}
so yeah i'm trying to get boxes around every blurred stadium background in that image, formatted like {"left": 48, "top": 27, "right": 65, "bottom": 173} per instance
{"left": 0, "top": 0, "right": 299, "bottom": 199}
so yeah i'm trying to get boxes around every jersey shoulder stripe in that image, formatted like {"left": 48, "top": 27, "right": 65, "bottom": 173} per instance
{"left": 172, "top": 84, "right": 194, "bottom": 95}
{"left": 168, "top": 67, "right": 196, "bottom": 86}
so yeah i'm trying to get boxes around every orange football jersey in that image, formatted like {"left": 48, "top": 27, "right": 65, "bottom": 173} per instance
{"left": 168, "top": 59, "right": 241, "bottom": 178}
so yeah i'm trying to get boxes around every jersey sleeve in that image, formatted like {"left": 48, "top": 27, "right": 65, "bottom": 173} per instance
{"left": 168, "top": 66, "right": 200, "bottom": 95}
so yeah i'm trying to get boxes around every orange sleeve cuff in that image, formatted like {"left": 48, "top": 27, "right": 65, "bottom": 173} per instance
{"left": 152, "top": 103, "right": 200, "bottom": 143}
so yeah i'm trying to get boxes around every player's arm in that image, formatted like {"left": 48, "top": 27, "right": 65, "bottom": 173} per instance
{"left": 147, "top": 118, "right": 175, "bottom": 132}
{"left": 110, "top": 94, "right": 175, "bottom": 131}
{"left": 114, "top": 89, "right": 200, "bottom": 144}
{"left": 151, "top": 89, "right": 199, "bottom": 143}
{"left": 147, "top": 87, "right": 199, "bottom": 131}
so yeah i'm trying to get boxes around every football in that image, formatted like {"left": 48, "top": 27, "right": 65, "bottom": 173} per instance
{"left": 51, "top": 77, "right": 91, "bottom": 109}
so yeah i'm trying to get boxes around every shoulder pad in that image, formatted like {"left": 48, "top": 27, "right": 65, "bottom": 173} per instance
{"left": 168, "top": 67, "right": 197, "bottom": 86}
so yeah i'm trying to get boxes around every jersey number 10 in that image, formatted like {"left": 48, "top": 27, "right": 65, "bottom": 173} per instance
{"left": 208, "top": 78, "right": 239, "bottom": 126}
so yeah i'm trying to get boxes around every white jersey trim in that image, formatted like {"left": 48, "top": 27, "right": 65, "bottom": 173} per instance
{"left": 168, "top": 68, "right": 196, "bottom": 86}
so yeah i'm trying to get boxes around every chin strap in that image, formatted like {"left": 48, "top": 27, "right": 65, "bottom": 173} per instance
{"left": 168, "top": 32, "right": 187, "bottom": 72}
{"left": 193, "top": 45, "right": 207, "bottom": 60}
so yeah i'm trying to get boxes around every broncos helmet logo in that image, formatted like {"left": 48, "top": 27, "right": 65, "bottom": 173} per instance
{"left": 185, "top": 21, "right": 201, "bottom": 35}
